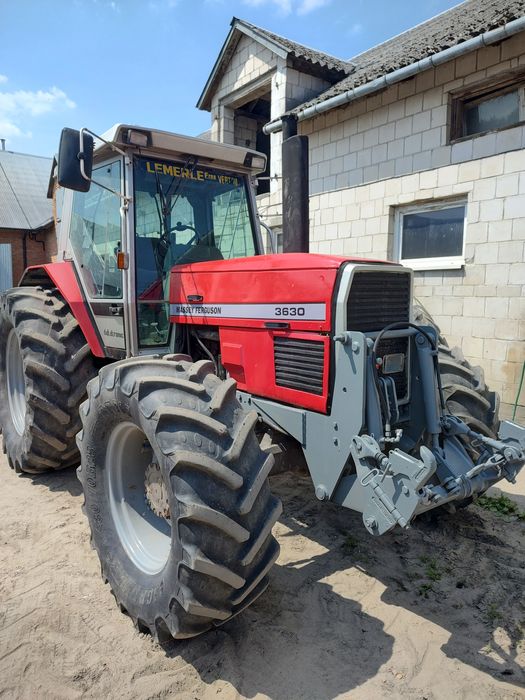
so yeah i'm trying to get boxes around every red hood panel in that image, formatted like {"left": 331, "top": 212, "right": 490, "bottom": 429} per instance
{"left": 170, "top": 254, "right": 348, "bottom": 332}
{"left": 171, "top": 252, "right": 393, "bottom": 274}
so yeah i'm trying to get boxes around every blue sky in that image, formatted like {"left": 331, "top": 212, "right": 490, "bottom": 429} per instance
{"left": 0, "top": 0, "right": 461, "bottom": 157}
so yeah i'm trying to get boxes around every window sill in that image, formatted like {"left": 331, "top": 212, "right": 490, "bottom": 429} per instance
{"left": 399, "top": 258, "right": 465, "bottom": 272}
{"left": 448, "top": 119, "right": 525, "bottom": 145}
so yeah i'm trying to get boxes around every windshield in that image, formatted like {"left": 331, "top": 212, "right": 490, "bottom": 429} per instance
{"left": 133, "top": 156, "right": 257, "bottom": 347}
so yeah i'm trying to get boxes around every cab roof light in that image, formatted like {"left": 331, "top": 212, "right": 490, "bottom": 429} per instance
{"left": 125, "top": 129, "right": 151, "bottom": 147}
{"left": 244, "top": 152, "right": 266, "bottom": 171}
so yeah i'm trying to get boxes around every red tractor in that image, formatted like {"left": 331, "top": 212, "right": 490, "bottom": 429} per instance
{"left": 0, "top": 125, "right": 523, "bottom": 642}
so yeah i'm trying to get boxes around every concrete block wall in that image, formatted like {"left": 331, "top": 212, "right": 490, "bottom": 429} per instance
{"left": 234, "top": 115, "right": 258, "bottom": 150}
{"left": 301, "top": 33, "right": 525, "bottom": 195}
{"left": 211, "top": 33, "right": 339, "bottom": 195}
{"left": 208, "top": 30, "right": 525, "bottom": 419}
{"left": 300, "top": 34, "right": 525, "bottom": 419}
{"left": 308, "top": 150, "right": 525, "bottom": 421}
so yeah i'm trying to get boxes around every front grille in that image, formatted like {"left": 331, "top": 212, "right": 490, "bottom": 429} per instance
{"left": 274, "top": 337, "right": 324, "bottom": 395}
{"left": 347, "top": 271, "right": 411, "bottom": 332}
{"left": 376, "top": 336, "right": 409, "bottom": 401}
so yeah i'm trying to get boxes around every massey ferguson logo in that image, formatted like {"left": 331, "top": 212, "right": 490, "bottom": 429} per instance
{"left": 174, "top": 305, "right": 223, "bottom": 316}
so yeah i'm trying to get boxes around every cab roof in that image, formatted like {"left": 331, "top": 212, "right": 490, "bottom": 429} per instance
{"left": 95, "top": 124, "right": 267, "bottom": 174}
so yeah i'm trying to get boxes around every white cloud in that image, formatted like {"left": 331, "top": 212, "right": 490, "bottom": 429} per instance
{"left": 347, "top": 22, "right": 363, "bottom": 36}
{"left": 0, "top": 85, "right": 75, "bottom": 142}
{"left": 244, "top": 0, "right": 322, "bottom": 17}
{"left": 297, "top": 0, "right": 331, "bottom": 15}
{"left": 0, "top": 75, "right": 7, "bottom": 84}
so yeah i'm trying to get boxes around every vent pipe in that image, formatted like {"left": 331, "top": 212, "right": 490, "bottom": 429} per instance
{"left": 281, "top": 115, "right": 309, "bottom": 253}
{"left": 0, "top": 139, "right": 5, "bottom": 151}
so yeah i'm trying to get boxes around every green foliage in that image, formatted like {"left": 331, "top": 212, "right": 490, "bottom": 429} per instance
{"left": 342, "top": 533, "right": 358, "bottom": 552}
{"left": 476, "top": 494, "right": 525, "bottom": 520}
{"left": 486, "top": 603, "right": 502, "bottom": 624}
{"left": 418, "top": 583, "right": 434, "bottom": 598}
{"left": 419, "top": 555, "right": 442, "bottom": 581}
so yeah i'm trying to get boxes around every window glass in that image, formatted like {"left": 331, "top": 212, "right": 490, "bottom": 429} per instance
{"left": 464, "top": 90, "right": 520, "bottom": 136}
{"left": 133, "top": 156, "right": 256, "bottom": 347}
{"left": 397, "top": 203, "right": 466, "bottom": 270}
{"left": 70, "top": 161, "right": 122, "bottom": 298}
{"left": 212, "top": 188, "right": 255, "bottom": 259}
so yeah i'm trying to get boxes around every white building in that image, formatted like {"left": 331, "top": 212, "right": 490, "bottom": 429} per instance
{"left": 198, "top": 1, "right": 525, "bottom": 421}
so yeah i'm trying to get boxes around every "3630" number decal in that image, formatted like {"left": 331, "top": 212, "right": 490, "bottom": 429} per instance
{"left": 274, "top": 306, "right": 306, "bottom": 317}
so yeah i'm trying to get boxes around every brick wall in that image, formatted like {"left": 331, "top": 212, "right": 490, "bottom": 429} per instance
{"left": 0, "top": 225, "right": 57, "bottom": 287}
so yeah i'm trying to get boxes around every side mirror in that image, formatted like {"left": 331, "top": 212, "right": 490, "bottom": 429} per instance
{"left": 57, "top": 128, "right": 94, "bottom": 192}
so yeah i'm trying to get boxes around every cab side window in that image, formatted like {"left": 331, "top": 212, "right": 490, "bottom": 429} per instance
{"left": 70, "top": 160, "right": 122, "bottom": 298}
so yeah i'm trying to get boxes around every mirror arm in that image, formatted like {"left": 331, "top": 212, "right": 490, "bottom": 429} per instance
{"left": 80, "top": 127, "right": 127, "bottom": 158}
{"left": 78, "top": 128, "right": 131, "bottom": 207}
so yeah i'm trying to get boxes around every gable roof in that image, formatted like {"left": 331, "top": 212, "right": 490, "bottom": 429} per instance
{"left": 289, "top": 0, "right": 525, "bottom": 115}
{"left": 0, "top": 150, "right": 53, "bottom": 230}
{"left": 197, "top": 17, "right": 352, "bottom": 111}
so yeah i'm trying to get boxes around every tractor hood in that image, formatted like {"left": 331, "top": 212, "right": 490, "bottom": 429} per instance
{"left": 169, "top": 253, "right": 398, "bottom": 333}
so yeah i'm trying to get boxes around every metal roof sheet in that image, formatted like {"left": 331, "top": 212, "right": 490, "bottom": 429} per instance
{"left": 0, "top": 150, "right": 53, "bottom": 230}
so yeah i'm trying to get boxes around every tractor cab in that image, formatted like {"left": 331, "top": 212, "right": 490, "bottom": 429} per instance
{"left": 55, "top": 125, "right": 267, "bottom": 356}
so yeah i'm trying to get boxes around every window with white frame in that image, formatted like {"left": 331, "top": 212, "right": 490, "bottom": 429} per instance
{"left": 394, "top": 200, "right": 467, "bottom": 271}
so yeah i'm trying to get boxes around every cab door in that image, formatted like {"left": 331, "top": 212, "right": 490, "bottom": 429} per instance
{"left": 67, "top": 158, "right": 126, "bottom": 357}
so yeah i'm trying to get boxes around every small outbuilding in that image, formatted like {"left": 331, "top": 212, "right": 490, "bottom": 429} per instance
{"left": 0, "top": 147, "right": 57, "bottom": 290}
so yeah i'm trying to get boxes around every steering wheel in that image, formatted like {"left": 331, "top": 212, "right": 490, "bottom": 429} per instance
{"left": 171, "top": 221, "right": 196, "bottom": 234}
{"left": 170, "top": 221, "right": 201, "bottom": 247}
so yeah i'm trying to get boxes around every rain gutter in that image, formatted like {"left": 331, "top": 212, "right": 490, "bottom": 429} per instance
{"left": 263, "top": 15, "right": 525, "bottom": 134}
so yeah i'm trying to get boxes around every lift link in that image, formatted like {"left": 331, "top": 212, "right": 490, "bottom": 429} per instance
{"left": 350, "top": 435, "right": 437, "bottom": 536}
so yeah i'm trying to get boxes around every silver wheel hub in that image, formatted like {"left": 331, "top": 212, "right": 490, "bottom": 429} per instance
{"left": 145, "top": 461, "right": 171, "bottom": 520}
{"left": 106, "top": 422, "right": 171, "bottom": 575}
{"left": 6, "top": 329, "right": 26, "bottom": 436}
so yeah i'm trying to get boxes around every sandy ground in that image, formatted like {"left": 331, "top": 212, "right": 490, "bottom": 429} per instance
{"left": 0, "top": 455, "right": 524, "bottom": 700}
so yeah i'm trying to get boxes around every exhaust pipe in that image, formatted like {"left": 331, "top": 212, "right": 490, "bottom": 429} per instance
{"left": 281, "top": 116, "right": 309, "bottom": 253}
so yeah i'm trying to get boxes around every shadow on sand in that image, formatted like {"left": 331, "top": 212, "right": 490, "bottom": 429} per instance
{"left": 25, "top": 465, "right": 525, "bottom": 698}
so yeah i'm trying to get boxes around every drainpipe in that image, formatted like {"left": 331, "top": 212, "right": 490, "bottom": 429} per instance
{"left": 263, "top": 15, "right": 525, "bottom": 134}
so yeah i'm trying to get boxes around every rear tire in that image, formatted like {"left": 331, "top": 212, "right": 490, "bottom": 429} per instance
{"left": 0, "top": 286, "right": 96, "bottom": 473}
{"left": 413, "top": 303, "right": 500, "bottom": 437}
{"left": 77, "top": 355, "right": 281, "bottom": 641}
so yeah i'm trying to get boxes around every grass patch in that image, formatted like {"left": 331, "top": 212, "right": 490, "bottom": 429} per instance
{"left": 486, "top": 603, "right": 502, "bottom": 624}
{"left": 342, "top": 533, "right": 358, "bottom": 552}
{"left": 476, "top": 494, "right": 525, "bottom": 520}
{"left": 419, "top": 555, "right": 442, "bottom": 581}
{"left": 418, "top": 583, "right": 434, "bottom": 598}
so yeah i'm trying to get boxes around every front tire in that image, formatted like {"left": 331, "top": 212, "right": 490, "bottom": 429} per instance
{"left": 77, "top": 355, "right": 281, "bottom": 641}
{"left": 0, "top": 286, "right": 96, "bottom": 473}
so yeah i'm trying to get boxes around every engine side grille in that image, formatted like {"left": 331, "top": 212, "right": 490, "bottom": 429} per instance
{"left": 274, "top": 337, "right": 324, "bottom": 395}
{"left": 347, "top": 271, "right": 411, "bottom": 332}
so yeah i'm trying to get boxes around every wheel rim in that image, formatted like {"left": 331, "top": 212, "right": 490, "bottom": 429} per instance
{"left": 6, "top": 329, "right": 26, "bottom": 436}
{"left": 106, "top": 422, "right": 171, "bottom": 575}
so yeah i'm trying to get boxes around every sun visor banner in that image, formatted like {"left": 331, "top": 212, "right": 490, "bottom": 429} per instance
{"left": 140, "top": 159, "right": 240, "bottom": 187}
